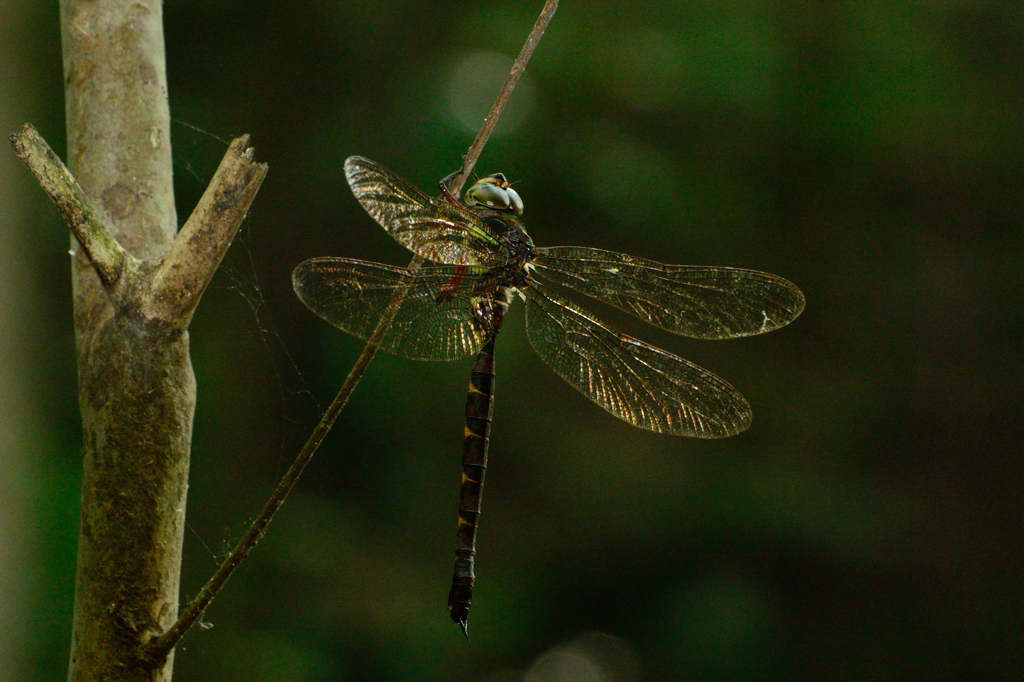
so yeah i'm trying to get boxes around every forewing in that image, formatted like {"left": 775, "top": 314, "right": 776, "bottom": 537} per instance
{"left": 533, "top": 246, "right": 805, "bottom": 340}
{"left": 293, "top": 258, "right": 499, "bottom": 361}
{"left": 524, "top": 283, "right": 751, "bottom": 438}
{"left": 345, "top": 156, "right": 512, "bottom": 266}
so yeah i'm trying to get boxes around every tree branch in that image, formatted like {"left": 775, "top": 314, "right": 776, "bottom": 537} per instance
{"left": 56, "top": 0, "right": 203, "bottom": 677}
{"left": 149, "top": 135, "right": 268, "bottom": 326}
{"left": 142, "top": 0, "right": 560, "bottom": 662}
{"left": 9, "top": 123, "right": 131, "bottom": 288}
{"left": 13, "top": 122, "right": 270, "bottom": 675}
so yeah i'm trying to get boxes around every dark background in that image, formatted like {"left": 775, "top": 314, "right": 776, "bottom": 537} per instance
{"left": 2, "top": 1, "right": 1021, "bottom": 680}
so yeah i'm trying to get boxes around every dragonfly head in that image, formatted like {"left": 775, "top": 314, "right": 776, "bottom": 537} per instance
{"left": 464, "top": 173, "right": 524, "bottom": 216}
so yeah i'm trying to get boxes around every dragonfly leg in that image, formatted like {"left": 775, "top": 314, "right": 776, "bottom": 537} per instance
{"left": 438, "top": 178, "right": 461, "bottom": 206}
{"left": 438, "top": 159, "right": 478, "bottom": 206}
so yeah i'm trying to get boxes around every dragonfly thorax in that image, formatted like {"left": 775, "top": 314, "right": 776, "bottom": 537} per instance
{"left": 471, "top": 210, "right": 536, "bottom": 282}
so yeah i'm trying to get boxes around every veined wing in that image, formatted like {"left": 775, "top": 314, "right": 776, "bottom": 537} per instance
{"left": 345, "top": 156, "right": 513, "bottom": 267}
{"left": 524, "top": 282, "right": 751, "bottom": 438}
{"left": 293, "top": 258, "right": 501, "bottom": 361}
{"left": 532, "top": 246, "right": 805, "bottom": 340}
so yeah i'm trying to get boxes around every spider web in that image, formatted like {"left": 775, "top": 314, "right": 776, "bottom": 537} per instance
{"left": 172, "top": 118, "right": 322, "bottom": 565}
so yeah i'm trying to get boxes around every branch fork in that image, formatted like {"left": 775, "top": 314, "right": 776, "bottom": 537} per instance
{"left": 10, "top": 122, "right": 267, "bottom": 328}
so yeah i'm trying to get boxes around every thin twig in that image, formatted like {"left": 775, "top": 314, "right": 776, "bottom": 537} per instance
{"left": 450, "top": 0, "right": 559, "bottom": 196}
{"left": 142, "top": 0, "right": 559, "bottom": 664}
{"left": 9, "top": 123, "right": 130, "bottom": 287}
{"left": 139, "top": 274, "right": 415, "bottom": 663}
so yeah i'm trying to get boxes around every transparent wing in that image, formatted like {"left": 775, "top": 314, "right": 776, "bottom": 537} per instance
{"left": 345, "top": 156, "right": 513, "bottom": 266}
{"left": 524, "top": 283, "right": 751, "bottom": 438}
{"left": 293, "top": 258, "right": 502, "bottom": 361}
{"left": 533, "top": 246, "right": 805, "bottom": 340}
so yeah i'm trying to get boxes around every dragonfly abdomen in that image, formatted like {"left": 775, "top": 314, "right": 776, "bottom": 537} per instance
{"left": 448, "top": 305, "right": 504, "bottom": 638}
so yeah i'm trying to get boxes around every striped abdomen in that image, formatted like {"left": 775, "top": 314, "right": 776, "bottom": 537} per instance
{"left": 447, "top": 317, "right": 502, "bottom": 637}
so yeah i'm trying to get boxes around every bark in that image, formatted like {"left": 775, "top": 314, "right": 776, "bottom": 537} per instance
{"left": 12, "top": 0, "right": 271, "bottom": 679}
{"left": 61, "top": 2, "right": 183, "bottom": 678}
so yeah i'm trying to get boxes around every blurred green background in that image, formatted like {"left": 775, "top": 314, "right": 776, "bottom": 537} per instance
{"left": 1, "top": 1, "right": 1021, "bottom": 680}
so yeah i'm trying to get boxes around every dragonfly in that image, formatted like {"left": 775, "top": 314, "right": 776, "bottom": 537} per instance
{"left": 292, "top": 156, "right": 805, "bottom": 637}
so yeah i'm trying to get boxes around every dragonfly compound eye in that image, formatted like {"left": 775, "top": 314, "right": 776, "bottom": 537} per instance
{"left": 506, "top": 187, "right": 524, "bottom": 215}
{"left": 465, "top": 181, "right": 512, "bottom": 211}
